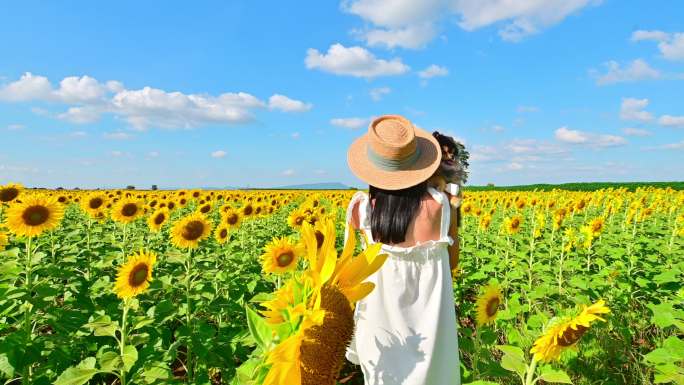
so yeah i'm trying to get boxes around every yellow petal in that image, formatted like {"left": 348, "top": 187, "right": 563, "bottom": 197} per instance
{"left": 342, "top": 282, "right": 376, "bottom": 303}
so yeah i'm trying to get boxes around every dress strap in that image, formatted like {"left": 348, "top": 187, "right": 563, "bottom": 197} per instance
{"left": 426, "top": 186, "right": 453, "bottom": 244}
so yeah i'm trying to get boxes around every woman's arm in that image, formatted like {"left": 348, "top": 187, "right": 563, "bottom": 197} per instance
{"left": 447, "top": 205, "right": 460, "bottom": 273}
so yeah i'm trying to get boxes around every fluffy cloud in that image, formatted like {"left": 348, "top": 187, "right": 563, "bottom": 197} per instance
{"left": 103, "top": 131, "right": 133, "bottom": 140}
{"left": 211, "top": 150, "right": 227, "bottom": 158}
{"left": 620, "top": 98, "right": 653, "bottom": 122}
{"left": 305, "top": 44, "right": 410, "bottom": 78}
{"left": 344, "top": 0, "right": 599, "bottom": 47}
{"left": 369, "top": 86, "right": 391, "bottom": 101}
{"left": 268, "top": 94, "right": 312, "bottom": 112}
{"left": 631, "top": 30, "right": 684, "bottom": 61}
{"left": 659, "top": 115, "right": 684, "bottom": 128}
{"left": 0, "top": 73, "right": 312, "bottom": 130}
{"left": 454, "top": 0, "right": 600, "bottom": 42}
{"left": 516, "top": 105, "right": 539, "bottom": 113}
{"left": 6, "top": 123, "right": 24, "bottom": 130}
{"left": 555, "top": 126, "right": 627, "bottom": 147}
{"left": 593, "top": 59, "right": 660, "bottom": 85}
{"left": 282, "top": 169, "right": 295, "bottom": 176}
{"left": 418, "top": 64, "right": 449, "bottom": 79}
{"left": 330, "top": 117, "right": 371, "bottom": 129}
{"left": 622, "top": 127, "right": 652, "bottom": 137}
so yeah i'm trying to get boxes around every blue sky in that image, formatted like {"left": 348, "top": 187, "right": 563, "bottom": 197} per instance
{"left": 1, "top": 0, "right": 683, "bottom": 189}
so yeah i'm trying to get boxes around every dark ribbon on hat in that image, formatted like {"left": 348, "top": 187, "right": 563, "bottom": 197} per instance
{"left": 367, "top": 146, "right": 422, "bottom": 171}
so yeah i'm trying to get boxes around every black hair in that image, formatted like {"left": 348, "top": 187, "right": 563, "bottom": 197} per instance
{"left": 432, "top": 131, "right": 458, "bottom": 156}
{"left": 368, "top": 181, "right": 428, "bottom": 244}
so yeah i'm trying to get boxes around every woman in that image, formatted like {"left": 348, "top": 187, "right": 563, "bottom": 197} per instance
{"left": 344, "top": 115, "right": 460, "bottom": 385}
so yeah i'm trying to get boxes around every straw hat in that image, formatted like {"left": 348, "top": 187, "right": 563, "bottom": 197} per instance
{"left": 347, "top": 114, "right": 441, "bottom": 190}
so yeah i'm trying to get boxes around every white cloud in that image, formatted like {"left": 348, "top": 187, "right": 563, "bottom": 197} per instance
{"left": 314, "top": 169, "right": 327, "bottom": 175}
{"left": 555, "top": 126, "right": 627, "bottom": 147}
{"left": 104, "top": 131, "right": 133, "bottom": 140}
{"left": 148, "top": 151, "right": 160, "bottom": 158}
{"left": 358, "top": 23, "right": 437, "bottom": 49}
{"left": 620, "top": 98, "right": 653, "bottom": 122}
{"left": 330, "top": 117, "right": 371, "bottom": 129}
{"left": 111, "top": 151, "right": 124, "bottom": 157}
{"left": 661, "top": 141, "right": 684, "bottom": 149}
{"left": 211, "top": 150, "right": 227, "bottom": 158}
{"left": 268, "top": 94, "right": 312, "bottom": 112}
{"left": 282, "top": 168, "right": 295, "bottom": 176}
{"left": 6, "top": 123, "right": 24, "bottom": 130}
{"left": 418, "top": 64, "right": 449, "bottom": 79}
{"left": 506, "top": 162, "right": 524, "bottom": 170}
{"left": 631, "top": 30, "right": 684, "bottom": 61}
{"left": 453, "top": 0, "right": 600, "bottom": 42}
{"left": 622, "top": 127, "right": 652, "bottom": 137}
{"left": 659, "top": 115, "right": 684, "bottom": 128}
{"left": 517, "top": 105, "right": 539, "bottom": 113}
{"left": 69, "top": 131, "right": 88, "bottom": 137}
{"left": 291, "top": 132, "right": 301, "bottom": 139}
{"left": 594, "top": 59, "right": 660, "bottom": 85}
{"left": 305, "top": 43, "right": 410, "bottom": 78}
{"left": 369, "top": 86, "right": 391, "bottom": 101}
{"left": 0, "top": 73, "right": 309, "bottom": 130}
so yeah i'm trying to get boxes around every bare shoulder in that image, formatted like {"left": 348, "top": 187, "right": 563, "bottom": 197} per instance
{"left": 421, "top": 193, "right": 443, "bottom": 216}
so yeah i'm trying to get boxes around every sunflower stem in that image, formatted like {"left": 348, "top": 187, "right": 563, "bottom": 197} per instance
{"left": 120, "top": 298, "right": 129, "bottom": 385}
{"left": 524, "top": 357, "right": 538, "bottom": 385}
{"left": 22, "top": 236, "right": 34, "bottom": 385}
{"left": 86, "top": 218, "right": 92, "bottom": 281}
{"left": 185, "top": 248, "right": 194, "bottom": 383}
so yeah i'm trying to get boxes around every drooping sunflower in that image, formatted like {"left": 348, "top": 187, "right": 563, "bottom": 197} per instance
{"left": 113, "top": 250, "right": 157, "bottom": 299}
{"left": 81, "top": 192, "right": 108, "bottom": 218}
{"left": 4, "top": 194, "right": 65, "bottom": 237}
{"left": 111, "top": 198, "right": 143, "bottom": 224}
{"left": 261, "top": 237, "right": 305, "bottom": 274}
{"left": 147, "top": 208, "right": 170, "bottom": 232}
{"left": 475, "top": 283, "right": 503, "bottom": 327}
{"left": 0, "top": 183, "right": 23, "bottom": 203}
{"left": 170, "top": 212, "right": 212, "bottom": 249}
{"left": 214, "top": 225, "right": 230, "bottom": 244}
{"left": 587, "top": 217, "right": 605, "bottom": 237}
{"left": 530, "top": 299, "right": 610, "bottom": 362}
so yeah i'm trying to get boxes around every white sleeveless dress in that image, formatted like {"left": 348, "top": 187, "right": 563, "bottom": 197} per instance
{"left": 343, "top": 187, "right": 461, "bottom": 385}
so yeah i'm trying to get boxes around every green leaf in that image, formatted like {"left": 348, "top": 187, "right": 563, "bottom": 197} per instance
{"left": 462, "top": 381, "right": 500, "bottom": 385}
{"left": 54, "top": 357, "right": 99, "bottom": 385}
{"left": 539, "top": 368, "right": 573, "bottom": 384}
{"left": 245, "top": 305, "right": 272, "bottom": 350}
{"left": 645, "top": 348, "right": 675, "bottom": 365}
{"left": 97, "top": 350, "right": 121, "bottom": 372}
{"left": 141, "top": 365, "right": 171, "bottom": 383}
{"left": 500, "top": 353, "right": 526, "bottom": 376}
{"left": 122, "top": 345, "right": 138, "bottom": 372}
{"left": 84, "top": 315, "right": 119, "bottom": 338}
{"left": 496, "top": 345, "right": 525, "bottom": 361}
{"left": 663, "top": 336, "right": 684, "bottom": 360}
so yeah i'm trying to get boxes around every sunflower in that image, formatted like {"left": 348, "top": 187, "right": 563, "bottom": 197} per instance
{"left": 214, "top": 225, "right": 230, "bottom": 244}
{"left": 479, "top": 214, "right": 492, "bottom": 231}
{"left": 198, "top": 202, "right": 212, "bottom": 215}
{"left": 530, "top": 299, "right": 610, "bottom": 362}
{"left": 111, "top": 198, "right": 143, "bottom": 224}
{"left": 287, "top": 208, "right": 308, "bottom": 230}
{"left": 113, "top": 250, "right": 157, "bottom": 299}
{"left": 222, "top": 208, "right": 243, "bottom": 228}
{"left": 261, "top": 237, "right": 305, "bottom": 274}
{"left": 241, "top": 203, "right": 254, "bottom": 217}
{"left": 4, "top": 194, "right": 65, "bottom": 237}
{"left": 259, "top": 279, "right": 298, "bottom": 324}
{"left": 475, "top": 283, "right": 503, "bottom": 327}
{"left": 0, "top": 183, "right": 23, "bottom": 203}
{"left": 170, "top": 212, "right": 212, "bottom": 249}
{"left": 81, "top": 192, "right": 108, "bottom": 218}
{"left": 505, "top": 215, "right": 523, "bottom": 235}
{"left": 0, "top": 231, "right": 8, "bottom": 250}
{"left": 147, "top": 208, "right": 170, "bottom": 232}
{"left": 587, "top": 217, "right": 605, "bottom": 237}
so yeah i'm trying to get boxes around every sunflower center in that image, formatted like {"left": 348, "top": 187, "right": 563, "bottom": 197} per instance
{"left": 243, "top": 205, "right": 253, "bottom": 216}
{"left": 128, "top": 263, "right": 149, "bottom": 287}
{"left": 89, "top": 198, "right": 104, "bottom": 209}
{"left": 200, "top": 205, "right": 211, "bottom": 214}
{"left": 295, "top": 216, "right": 304, "bottom": 225}
{"left": 485, "top": 297, "right": 500, "bottom": 317}
{"left": 23, "top": 205, "right": 50, "bottom": 226}
{"left": 592, "top": 222, "right": 602, "bottom": 232}
{"left": 226, "top": 214, "right": 238, "bottom": 225}
{"left": 0, "top": 188, "right": 19, "bottom": 202}
{"left": 122, "top": 203, "right": 138, "bottom": 217}
{"left": 220, "top": 228, "right": 228, "bottom": 238}
{"left": 276, "top": 251, "right": 294, "bottom": 267}
{"left": 154, "top": 213, "right": 166, "bottom": 225}
{"left": 511, "top": 219, "right": 520, "bottom": 229}
{"left": 58, "top": 196, "right": 67, "bottom": 203}
{"left": 557, "top": 325, "right": 588, "bottom": 346}
{"left": 315, "top": 230, "right": 325, "bottom": 250}
{"left": 182, "top": 220, "right": 205, "bottom": 241}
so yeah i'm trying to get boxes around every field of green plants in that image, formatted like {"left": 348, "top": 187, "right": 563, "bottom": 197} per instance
{"left": 0, "top": 185, "right": 682, "bottom": 385}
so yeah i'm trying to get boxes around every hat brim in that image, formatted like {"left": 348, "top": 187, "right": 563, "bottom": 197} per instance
{"left": 347, "top": 126, "right": 441, "bottom": 190}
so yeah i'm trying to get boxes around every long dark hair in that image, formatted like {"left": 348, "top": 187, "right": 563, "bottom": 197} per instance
{"left": 368, "top": 181, "right": 428, "bottom": 244}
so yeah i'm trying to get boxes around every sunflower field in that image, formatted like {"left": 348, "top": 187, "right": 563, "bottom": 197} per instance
{"left": 0, "top": 183, "right": 682, "bottom": 385}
